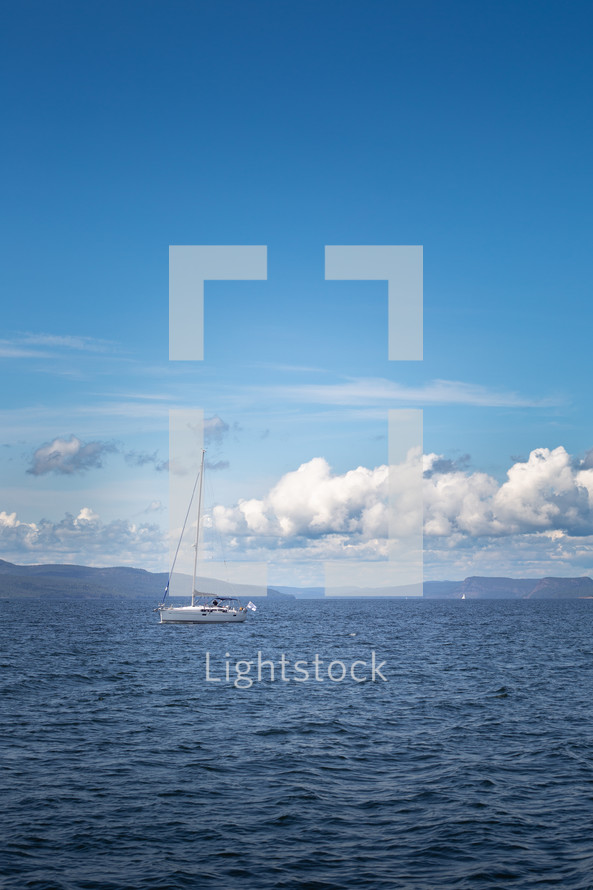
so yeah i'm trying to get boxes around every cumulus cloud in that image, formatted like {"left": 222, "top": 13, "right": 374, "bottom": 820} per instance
{"left": 213, "top": 457, "right": 391, "bottom": 542}
{"left": 424, "top": 446, "right": 593, "bottom": 539}
{"left": 0, "top": 507, "right": 165, "bottom": 569}
{"left": 28, "top": 435, "right": 117, "bottom": 475}
{"left": 11, "top": 445, "right": 593, "bottom": 576}
{"left": 208, "top": 447, "right": 593, "bottom": 571}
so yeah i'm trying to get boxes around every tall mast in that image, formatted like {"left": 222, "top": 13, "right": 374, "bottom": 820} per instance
{"left": 191, "top": 448, "right": 205, "bottom": 606}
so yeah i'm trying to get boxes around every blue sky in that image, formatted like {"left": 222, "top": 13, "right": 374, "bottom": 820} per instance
{"left": 1, "top": 0, "right": 592, "bottom": 584}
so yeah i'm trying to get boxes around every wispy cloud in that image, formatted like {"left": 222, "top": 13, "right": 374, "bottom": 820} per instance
{"left": 108, "top": 392, "right": 172, "bottom": 401}
{"left": 124, "top": 450, "right": 168, "bottom": 472}
{"left": 0, "top": 342, "right": 54, "bottom": 359}
{"left": 0, "top": 399, "right": 173, "bottom": 440}
{"left": 260, "top": 377, "right": 560, "bottom": 408}
{"left": 144, "top": 500, "right": 166, "bottom": 514}
{"left": 204, "top": 415, "right": 230, "bottom": 444}
{"left": 251, "top": 362, "right": 331, "bottom": 374}
{"left": 16, "top": 332, "right": 118, "bottom": 354}
{"left": 205, "top": 459, "right": 229, "bottom": 471}
{"left": 0, "top": 332, "right": 120, "bottom": 364}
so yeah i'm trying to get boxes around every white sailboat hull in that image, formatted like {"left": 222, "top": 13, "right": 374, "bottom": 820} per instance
{"left": 160, "top": 605, "right": 247, "bottom": 624}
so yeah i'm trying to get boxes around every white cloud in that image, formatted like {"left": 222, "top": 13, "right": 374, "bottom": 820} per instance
{"left": 28, "top": 435, "right": 117, "bottom": 475}
{"left": 7, "top": 446, "right": 593, "bottom": 578}
{"left": 213, "top": 457, "right": 390, "bottom": 540}
{"left": 27, "top": 436, "right": 169, "bottom": 476}
{"left": 0, "top": 507, "right": 165, "bottom": 569}
{"left": 424, "top": 446, "right": 593, "bottom": 539}
{"left": 209, "top": 448, "right": 593, "bottom": 576}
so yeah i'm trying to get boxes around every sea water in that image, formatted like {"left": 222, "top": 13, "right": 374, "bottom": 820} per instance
{"left": 2, "top": 597, "right": 593, "bottom": 889}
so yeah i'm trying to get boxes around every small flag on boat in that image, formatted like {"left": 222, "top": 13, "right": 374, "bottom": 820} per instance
{"left": 246, "top": 601, "right": 257, "bottom": 611}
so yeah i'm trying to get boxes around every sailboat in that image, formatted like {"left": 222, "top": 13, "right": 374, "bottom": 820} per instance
{"left": 157, "top": 449, "right": 256, "bottom": 624}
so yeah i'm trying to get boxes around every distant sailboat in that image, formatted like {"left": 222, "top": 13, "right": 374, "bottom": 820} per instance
{"left": 461, "top": 593, "right": 466, "bottom": 600}
{"left": 156, "top": 449, "right": 256, "bottom": 624}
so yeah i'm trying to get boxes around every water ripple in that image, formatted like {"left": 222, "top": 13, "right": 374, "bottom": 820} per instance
{"left": 2, "top": 597, "right": 593, "bottom": 888}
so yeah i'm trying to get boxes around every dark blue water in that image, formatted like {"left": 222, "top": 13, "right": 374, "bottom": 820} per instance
{"left": 2, "top": 597, "right": 593, "bottom": 889}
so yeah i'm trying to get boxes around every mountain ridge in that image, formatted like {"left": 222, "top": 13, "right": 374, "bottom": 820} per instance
{"left": 0, "top": 560, "right": 292, "bottom": 600}
{"left": 0, "top": 560, "right": 592, "bottom": 599}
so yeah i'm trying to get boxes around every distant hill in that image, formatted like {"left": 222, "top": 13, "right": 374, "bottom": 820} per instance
{"left": 0, "top": 560, "right": 591, "bottom": 600}
{"left": 0, "top": 560, "right": 294, "bottom": 600}
{"left": 527, "top": 576, "right": 593, "bottom": 599}
{"left": 456, "top": 576, "right": 538, "bottom": 599}
{"left": 422, "top": 581, "right": 461, "bottom": 598}
{"left": 273, "top": 585, "right": 326, "bottom": 599}
{"left": 423, "top": 575, "right": 593, "bottom": 599}
{"left": 269, "top": 577, "right": 593, "bottom": 599}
